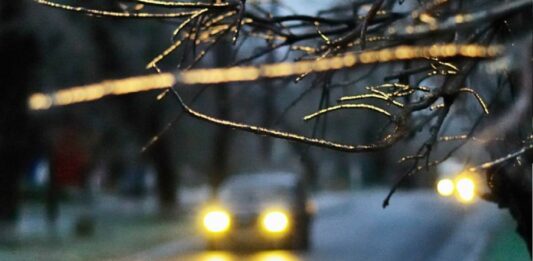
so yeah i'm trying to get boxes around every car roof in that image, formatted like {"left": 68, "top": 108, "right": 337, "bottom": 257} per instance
{"left": 222, "top": 172, "right": 300, "bottom": 189}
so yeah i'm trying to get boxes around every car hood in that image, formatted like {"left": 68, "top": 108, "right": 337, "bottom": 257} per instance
{"left": 223, "top": 200, "right": 292, "bottom": 217}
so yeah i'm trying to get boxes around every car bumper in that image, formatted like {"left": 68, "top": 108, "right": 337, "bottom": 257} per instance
{"left": 206, "top": 226, "right": 293, "bottom": 249}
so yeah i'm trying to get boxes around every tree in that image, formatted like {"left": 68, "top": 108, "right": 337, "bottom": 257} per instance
{"left": 31, "top": 0, "right": 532, "bottom": 253}
{"left": 0, "top": 1, "right": 39, "bottom": 242}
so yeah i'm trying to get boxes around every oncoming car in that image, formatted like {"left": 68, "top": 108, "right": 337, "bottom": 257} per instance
{"left": 435, "top": 160, "right": 482, "bottom": 204}
{"left": 198, "top": 172, "right": 314, "bottom": 251}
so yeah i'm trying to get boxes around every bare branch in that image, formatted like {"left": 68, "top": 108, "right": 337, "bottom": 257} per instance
{"left": 458, "top": 87, "right": 490, "bottom": 114}
{"left": 170, "top": 87, "right": 403, "bottom": 153}
{"left": 469, "top": 143, "right": 533, "bottom": 172}
{"left": 303, "top": 103, "right": 393, "bottom": 121}
{"left": 34, "top": 0, "right": 208, "bottom": 18}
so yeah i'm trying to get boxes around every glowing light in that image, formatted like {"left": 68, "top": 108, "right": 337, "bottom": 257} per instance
{"left": 179, "top": 44, "right": 500, "bottom": 85}
{"left": 28, "top": 93, "right": 53, "bottom": 110}
{"left": 199, "top": 252, "right": 234, "bottom": 261}
{"left": 454, "top": 15, "right": 465, "bottom": 23}
{"left": 437, "top": 178, "right": 454, "bottom": 197}
{"left": 252, "top": 251, "right": 299, "bottom": 261}
{"left": 28, "top": 73, "right": 175, "bottom": 110}
{"left": 28, "top": 44, "right": 502, "bottom": 110}
{"left": 443, "top": 44, "right": 458, "bottom": 56}
{"left": 419, "top": 13, "right": 437, "bottom": 25}
{"left": 455, "top": 177, "right": 476, "bottom": 203}
{"left": 203, "top": 210, "right": 231, "bottom": 233}
{"left": 261, "top": 210, "right": 289, "bottom": 234}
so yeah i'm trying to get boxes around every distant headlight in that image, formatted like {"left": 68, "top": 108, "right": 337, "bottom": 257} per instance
{"left": 203, "top": 210, "right": 231, "bottom": 233}
{"left": 456, "top": 177, "right": 475, "bottom": 203}
{"left": 261, "top": 210, "right": 289, "bottom": 234}
{"left": 437, "top": 178, "right": 454, "bottom": 197}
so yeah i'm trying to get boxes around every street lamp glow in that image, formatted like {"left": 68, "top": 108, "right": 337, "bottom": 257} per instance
{"left": 437, "top": 178, "right": 454, "bottom": 197}
{"left": 28, "top": 44, "right": 502, "bottom": 111}
{"left": 456, "top": 177, "right": 476, "bottom": 203}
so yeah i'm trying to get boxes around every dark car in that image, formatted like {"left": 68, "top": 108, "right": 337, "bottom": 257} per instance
{"left": 198, "top": 172, "right": 313, "bottom": 251}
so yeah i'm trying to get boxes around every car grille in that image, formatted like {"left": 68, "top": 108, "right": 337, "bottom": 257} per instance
{"left": 233, "top": 213, "right": 258, "bottom": 229}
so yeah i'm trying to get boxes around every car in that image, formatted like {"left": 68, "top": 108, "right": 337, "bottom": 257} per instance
{"left": 198, "top": 172, "right": 314, "bottom": 251}
{"left": 435, "top": 159, "right": 481, "bottom": 204}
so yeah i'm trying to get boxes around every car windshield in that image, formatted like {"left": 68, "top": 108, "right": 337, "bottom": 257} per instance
{"left": 219, "top": 173, "right": 296, "bottom": 206}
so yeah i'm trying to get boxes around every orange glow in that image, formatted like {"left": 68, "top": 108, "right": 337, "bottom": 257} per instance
{"left": 196, "top": 251, "right": 298, "bottom": 261}
{"left": 28, "top": 73, "right": 175, "bottom": 110}
{"left": 29, "top": 44, "right": 502, "bottom": 110}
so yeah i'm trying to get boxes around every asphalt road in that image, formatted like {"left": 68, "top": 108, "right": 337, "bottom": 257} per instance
{"left": 129, "top": 189, "right": 505, "bottom": 261}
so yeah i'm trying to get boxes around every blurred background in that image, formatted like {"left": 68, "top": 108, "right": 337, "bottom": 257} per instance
{"left": 0, "top": 0, "right": 530, "bottom": 260}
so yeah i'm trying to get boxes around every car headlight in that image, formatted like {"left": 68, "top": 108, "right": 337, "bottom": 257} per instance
{"left": 455, "top": 177, "right": 475, "bottom": 203}
{"left": 437, "top": 178, "right": 454, "bottom": 197}
{"left": 203, "top": 210, "right": 231, "bottom": 233}
{"left": 261, "top": 210, "right": 289, "bottom": 234}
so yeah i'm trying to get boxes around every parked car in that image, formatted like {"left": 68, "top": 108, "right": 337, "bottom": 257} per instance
{"left": 198, "top": 172, "right": 314, "bottom": 251}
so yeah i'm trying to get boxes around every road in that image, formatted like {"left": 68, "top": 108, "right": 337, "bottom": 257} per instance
{"left": 127, "top": 189, "right": 505, "bottom": 261}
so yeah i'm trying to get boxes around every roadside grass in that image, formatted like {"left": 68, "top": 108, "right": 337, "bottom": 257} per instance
{"left": 0, "top": 215, "right": 192, "bottom": 261}
{"left": 484, "top": 217, "right": 530, "bottom": 261}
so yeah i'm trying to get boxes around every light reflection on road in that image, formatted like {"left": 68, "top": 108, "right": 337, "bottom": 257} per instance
{"left": 175, "top": 250, "right": 300, "bottom": 261}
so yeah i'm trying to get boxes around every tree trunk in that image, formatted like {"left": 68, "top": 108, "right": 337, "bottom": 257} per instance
{"left": 483, "top": 48, "right": 532, "bottom": 255}
{"left": 0, "top": 2, "right": 38, "bottom": 242}
{"left": 209, "top": 42, "right": 233, "bottom": 196}
{"left": 150, "top": 133, "right": 177, "bottom": 214}
{"left": 209, "top": 86, "right": 232, "bottom": 196}
{"left": 485, "top": 161, "right": 532, "bottom": 255}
